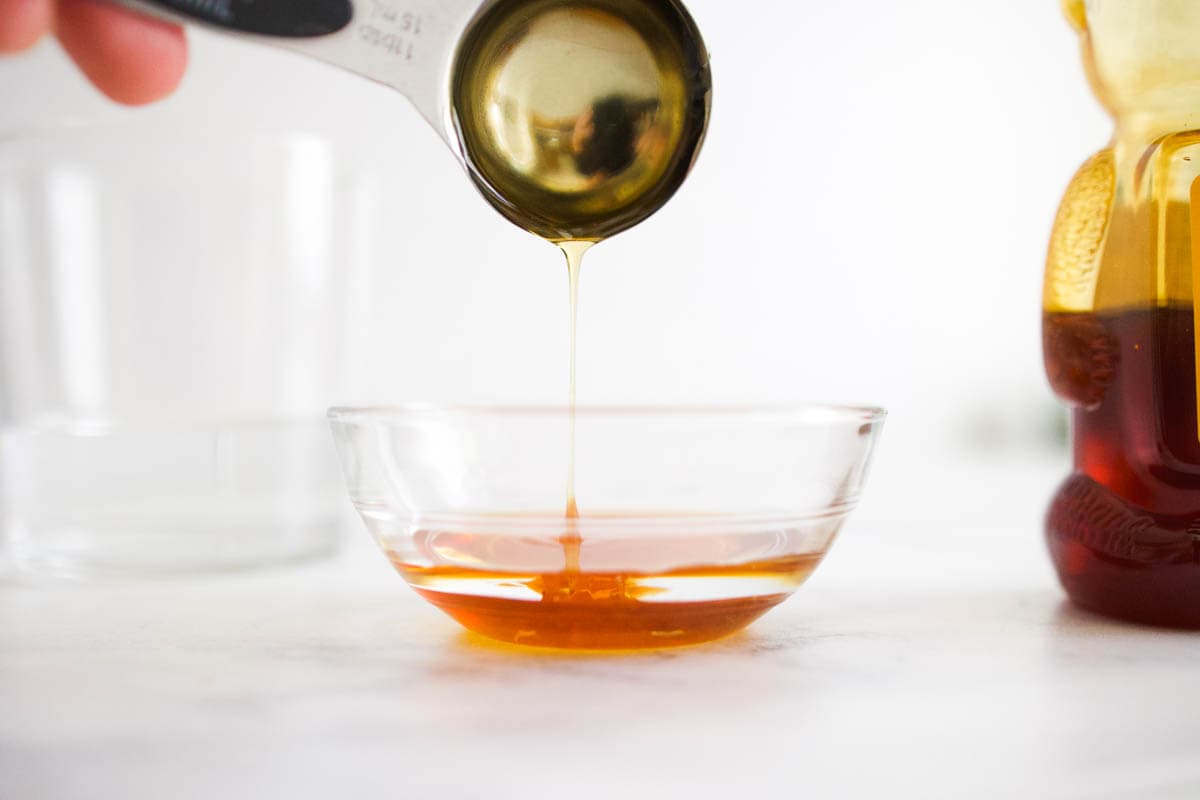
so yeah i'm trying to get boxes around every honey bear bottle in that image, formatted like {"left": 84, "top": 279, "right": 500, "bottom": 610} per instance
{"left": 1044, "top": 0, "right": 1200, "bottom": 626}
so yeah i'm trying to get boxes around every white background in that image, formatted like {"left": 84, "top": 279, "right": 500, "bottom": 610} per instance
{"left": 0, "top": 0, "right": 1108, "bottom": 474}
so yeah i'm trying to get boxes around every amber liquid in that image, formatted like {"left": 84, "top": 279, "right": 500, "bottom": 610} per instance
{"left": 378, "top": 239, "right": 815, "bottom": 649}
{"left": 1044, "top": 305, "right": 1200, "bottom": 627}
{"left": 443, "top": 0, "right": 719, "bottom": 648}
{"left": 391, "top": 519, "right": 822, "bottom": 649}
{"left": 562, "top": 241, "right": 588, "bottom": 518}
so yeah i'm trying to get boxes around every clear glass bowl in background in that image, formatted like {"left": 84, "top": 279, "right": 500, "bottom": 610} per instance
{"left": 0, "top": 122, "right": 375, "bottom": 575}
{"left": 330, "top": 405, "right": 885, "bottom": 649}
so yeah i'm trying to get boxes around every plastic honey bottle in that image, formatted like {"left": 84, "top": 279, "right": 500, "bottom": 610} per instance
{"left": 1044, "top": 0, "right": 1200, "bottom": 626}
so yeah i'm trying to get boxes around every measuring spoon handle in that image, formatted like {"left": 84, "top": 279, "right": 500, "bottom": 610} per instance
{"left": 106, "top": 0, "right": 354, "bottom": 38}
{"left": 104, "top": 0, "right": 488, "bottom": 151}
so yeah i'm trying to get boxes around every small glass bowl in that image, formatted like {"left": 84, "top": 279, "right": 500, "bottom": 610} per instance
{"left": 329, "top": 405, "right": 885, "bottom": 649}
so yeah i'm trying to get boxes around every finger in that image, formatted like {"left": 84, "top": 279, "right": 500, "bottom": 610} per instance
{"left": 0, "top": 0, "right": 53, "bottom": 52}
{"left": 55, "top": 0, "right": 187, "bottom": 105}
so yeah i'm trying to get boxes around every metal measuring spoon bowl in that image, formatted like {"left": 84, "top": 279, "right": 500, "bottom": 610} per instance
{"left": 108, "top": 0, "right": 711, "bottom": 242}
{"left": 450, "top": 0, "right": 711, "bottom": 241}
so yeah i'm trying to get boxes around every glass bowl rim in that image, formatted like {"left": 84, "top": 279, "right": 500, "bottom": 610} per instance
{"left": 328, "top": 403, "right": 887, "bottom": 425}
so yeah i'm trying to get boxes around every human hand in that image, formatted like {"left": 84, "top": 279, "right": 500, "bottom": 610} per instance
{"left": 0, "top": 0, "right": 186, "bottom": 105}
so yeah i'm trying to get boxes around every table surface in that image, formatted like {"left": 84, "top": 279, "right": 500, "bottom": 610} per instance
{"left": 2, "top": 454, "right": 1199, "bottom": 800}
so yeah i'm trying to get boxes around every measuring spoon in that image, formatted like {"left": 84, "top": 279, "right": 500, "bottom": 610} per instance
{"left": 107, "top": 0, "right": 711, "bottom": 241}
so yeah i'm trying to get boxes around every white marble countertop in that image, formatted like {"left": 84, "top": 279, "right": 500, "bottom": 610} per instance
{"left": 3, "top": 455, "right": 1199, "bottom": 800}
